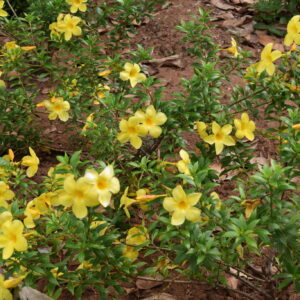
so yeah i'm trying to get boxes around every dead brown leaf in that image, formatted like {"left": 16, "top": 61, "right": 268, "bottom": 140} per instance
{"left": 141, "top": 293, "right": 176, "bottom": 300}
{"left": 222, "top": 16, "right": 249, "bottom": 28}
{"left": 257, "top": 35, "right": 284, "bottom": 51}
{"left": 211, "top": 0, "right": 235, "bottom": 10}
{"left": 226, "top": 276, "right": 239, "bottom": 289}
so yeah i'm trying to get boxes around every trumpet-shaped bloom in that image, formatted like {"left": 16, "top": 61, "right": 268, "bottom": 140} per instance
{"left": 234, "top": 112, "right": 256, "bottom": 141}
{"left": 58, "top": 175, "right": 98, "bottom": 218}
{"left": 0, "top": 220, "right": 28, "bottom": 259}
{"left": 84, "top": 165, "right": 120, "bottom": 207}
{"left": 82, "top": 113, "right": 96, "bottom": 134}
{"left": 135, "top": 105, "right": 167, "bottom": 138}
{"left": 0, "top": 275, "right": 12, "bottom": 300}
{"left": 120, "top": 63, "right": 146, "bottom": 87}
{"left": 284, "top": 16, "right": 300, "bottom": 46}
{"left": 203, "top": 122, "right": 236, "bottom": 155}
{"left": 176, "top": 149, "right": 191, "bottom": 176}
{"left": 0, "top": 212, "right": 12, "bottom": 232}
{"left": 163, "top": 185, "right": 201, "bottom": 226}
{"left": 117, "top": 116, "right": 148, "bottom": 149}
{"left": 120, "top": 187, "right": 136, "bottom": 218}
{"left": 126, "top": 226, "right": 148, "bottom": 245}
{"left": 0, "top": 182, "right": 14, "bottom": 208}
{"left": 241, "top": 199, "right": 261, "bottom": 218}
{"left": 21, "top": 147, "right": 39, "bottom": 178}
{"left": 66, "top": 0, "right": 87, "bottom": 13}
{"left": 256, "top": 43, "right": 282, "bottom": 76}
{"left": 0, "top": 1, "right": 8, "bottom": 17}
{"left": 292, "top": 123, "right": 300, "bottom": 130}
{"left": 57, "top": 14, "right": 82, "bottom": 41}
{"left": 196, "top": 121, "right": 208, "bottom": 139}
{"left": 44, "top": 96, "right": 70, "bottom": 122}
{"left": 223, "top": 37, "right": 239, "bottom": 57}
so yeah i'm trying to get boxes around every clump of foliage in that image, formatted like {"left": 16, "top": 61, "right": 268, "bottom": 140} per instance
{"left": 0, "top": 1, "right": 299, "bottom": 299}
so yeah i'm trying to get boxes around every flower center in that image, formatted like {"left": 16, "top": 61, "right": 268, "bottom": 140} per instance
{"left": 178, "top": 200, "right": 188, "bottom": 210}
{"left": 9, "top": 232, "right": 17, "bottom": 243}
{"left": 74, "top": 190, "right": 84, "bottom": 199}
{"left": 128, "top": 126, "right": 137, "bottom": 134}
{"left": 67, "top": 22, "right": 75, "bottom": 30}
{"left": 53, "top": 103, "right": 63, "bottom": 111}
{"left": 145, "top": 117, "right": 154, "bottom": 126}
{"left": 129, "top": 69, "right": 137, "bottom": 77}
{"left": 97, "top": 178, "right": 108, "bottom": 190}
{"left": 215, "top": 132, "right": 224, "bottom": 140}
{"left": 265, "top": 54, "right": 273, "bottom": 64}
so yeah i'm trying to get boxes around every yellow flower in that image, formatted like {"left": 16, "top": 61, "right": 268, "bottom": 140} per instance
{"left": 57, "top": 14, "right": 82, "bottom": 41}
{"left": 222, "top": 37, "right": 239, "bottom": 57}
{"left": 82, "top": 113, "right": 96, "bottom": 134}
{"left": 84, "top": 165, "right": 120, "bottom": 207}
{"left": 49, "top": 14, "right": 64, "bottom": 39}
{"left": 120, "top": 187, "right": 136, "bottom": 218}
{"left": 21, "top": 147, "right": 39, "bottom": 178}
{"left": 176, "top": 149, "right": 191, "bottom": 176}
{"left": 90, "top": 220, "right": 107, "bottom": 235}
{"left": 94, "top": 84, "right": 110, "bottom": 104}
{"left": 123, "top": 226, "right": 148, "bottom": 260}
{"left": 292, "top": 123, "right": 300, "bottom": 129}
{"left": 44, "top": 96, "right": 70, "bottom": 122}
{"left": 21, "top": 46, "right": 36, "bottom": 51}
{"left": 135, "top": 105, "right": 167, "bottom": 138}
{"left": 3, "top": 41, "right": 19, "bottom": 51}
{"left": 117, "top": 116, "right": 148, "bottom": 149}
{"left": 51, "top": 267, "right": 63, "bottom": 278}
{"left": 234, "top": 112, "right": 255, "bottom": 141}
{"left": 123, "top": 245, "right": 139, "bottom": 260}
{"left": 3, "top": 275, "right": 25, "bottom": 288}
{"left": 0, "top": 220, "right": 28, "bottom": 259}
{"left": 24, "top": 192, "right": 53, "bottom": 228}
{"left": 0, "top": 182, "right": 14, "bottom": 208}
{"left": 0, "top": 212, "right": 12, "bottom": 232}
{"left": 203, "top": 122, "right": 236, "bottom": 155}
{"left": 163, "top": 185, "right": 201, "bottom": 226}
{"left": 77, "top": 260, "right": 93, "bottom": 270}
{"left": 0, "top": 275, "right": 12, "bottom": 300}
{"left": 256, "top": 43, "right": 282, "bottom": 76}
{"left": 205, "top": 192, "right": 222, "bottom": 211}
{"left": 135, "top": 189, "right": 165, "bottom": 210}
{"left": 241, "top": 199, "right": 261, "bottom": 218}
{"left": 58, "top": 175, "right": 98, "bottom": 218}
{"left": 98, "top": 69, "right": 112, "bottom": 77}
{"left": 284, "top": 16, "right": 300, "bottom": 46}
{"left": 283, "top": 82, "right": 300, "bottom": 92}
{"left": 66, "top": 0, "right": 87, "bottom": 13}
{"left": 126, "top": 226, "right": 148, "bottom": 245}
{"left": 120, "top": 63, "right": 146, "bottom": 87}
{"left": 196, "top": 121, "right": 208, "bottom": 139}
{"left": 0, "top": 1, "right": 8, "bottom": 17}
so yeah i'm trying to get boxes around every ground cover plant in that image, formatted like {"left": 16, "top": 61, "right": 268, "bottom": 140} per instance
{"left": 0, "top": 0, "right": 300, "bottom": 299}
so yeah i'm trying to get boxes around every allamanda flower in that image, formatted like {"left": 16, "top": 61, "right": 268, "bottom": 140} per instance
{"left": 163, "top": 185, "right": 201, "bottom": 226}
{"left": 44, "top": 96, "right": 70, "bottom": 122}
{"left": 222, "top": 37, "right": 239, "bottom": 57}
{"left": 120, "top": 63, "right": 146, "bottom": 88}
{"left": 117, "top": 116, "right": 148, "bottom": 149}
{"left": 0, "top": 1, "right": 8, "bottom": 17}
{"left": 135, "top": 105, "right": 167, "bottom": 138}
{"left": 256, "top": 43, "right": 282, "bottom": 76}
{"left": 66, "top": 0, "right": 87, "bottom": 13}
{"left": 196, "top": 121, "right": 208, "bottom": 139}
{"left": 0, "top": 182, "right": 14, "bottom": 208}
{"left": 58, "top": 175, "right": 98, "bottom": 218}
{"left": 84, "top": 165, "right": 120, "bottom": 207}
{"left": 176, "top": 149, "right": 191, "bottom": 176}
{"left": 0, "top": 275, "right": 12, "bottom": 300}
{"left": 203, "top": 122, "right": 236, "bottom": 155}
{"left": 0, "top": 220, "right": 28, "bottom": 259}
{"left": 234, "top": 112, "right": 256, "bottom": 141}
{"left": 57, "top": 14, "right": 82, "bottom": 41}
{"left": 120, "top": 187, "right": 136, "bottom": 218}
{"left": 21, "top": 147, "right": 39, "bottom": 178}
{"left": 284, "top": 16, "right": 300, "bottom": 46}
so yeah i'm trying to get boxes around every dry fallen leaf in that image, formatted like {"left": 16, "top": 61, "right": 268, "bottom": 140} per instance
{"left": 142, "top": 293, "right": 176, "bottom": 300}
{"left": 226, "top": 275, "right": 239, "bottom": 289}
{"left": 19, "top": 287, "right": 53, "bottom": 300}
{"left": 211, "top": 0, "right": 235, "bottom": 10}
{"left": 257, "top": 35, "right": 284, "bottom": 51}
{"left": 222, "top": 16, "right": 249, "bottom": 28}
